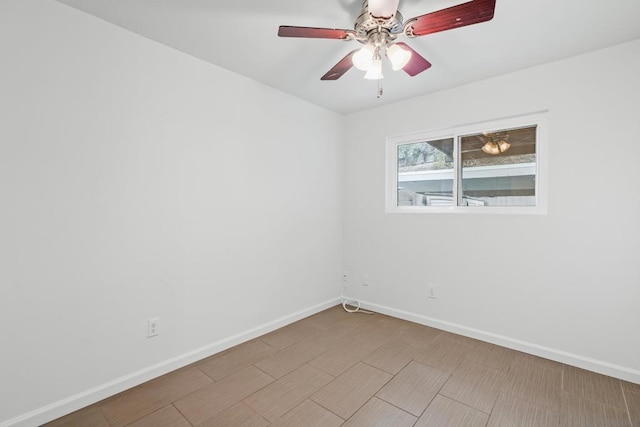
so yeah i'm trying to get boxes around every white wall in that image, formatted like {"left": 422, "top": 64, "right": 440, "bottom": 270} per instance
{"left": 2, "top": 0, "right": 638, "bottom": 424}
{"left": 0, "top": 1, "right": 343, "bottom": 425}
{"left": 344, "top": 39, "right": 640, "bottom": 382}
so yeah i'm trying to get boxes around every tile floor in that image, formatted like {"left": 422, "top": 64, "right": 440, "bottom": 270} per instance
{"left": 46, "top": 305, "right": 640, "bottom": 426}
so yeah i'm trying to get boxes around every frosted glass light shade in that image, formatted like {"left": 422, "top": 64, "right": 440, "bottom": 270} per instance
{"left": 498, "top": 140, "right": 511, "bottom": 152}
{"left": 368, "top": 0, "right": 400, "bottom": 18}
{"left": 387, "top": 44, "right": 411, "bottom": 70}
{"left": 364, "top": 58, "right": 383, "bottom": 80}
{"left": 482, "top": 142, "right": 500, "bottom": 155}
{"left": 352, "top": 45, "right": 374, "bottom": 71}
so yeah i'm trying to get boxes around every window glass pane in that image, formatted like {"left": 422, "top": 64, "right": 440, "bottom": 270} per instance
{"left": 397, "top": 138, "right": 454, "bottom": 206}
{"left": 460, "top": 126, "right": 537, "bottom": 206}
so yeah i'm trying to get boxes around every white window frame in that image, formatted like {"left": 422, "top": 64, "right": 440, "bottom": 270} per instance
{"left": 386, "top": 112, "right": 549, "bottom": 215}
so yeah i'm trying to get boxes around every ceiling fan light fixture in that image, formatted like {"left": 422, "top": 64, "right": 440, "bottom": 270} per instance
{"left": 352, "top": 45, "right": 375, "bottom": 71}
{"left": 481, "top": 141, "right": 500, "bottom": 155}
{"left": 278, "top": 0, "right": 497, "bottom": 85}
{"left": 387, "top": 43, "right": 412, "bottom": 70}
{"left": 364, "top": 57, "right": 383, "bottom": 80}
{"left": 481, "top": 136, "right": 510, "bottom": 155}
{"left": 367, "top": 0, "right": 400, "bottom": 18}
{"left": 481, "top": 130, "right": 510, "bottom": 155}
{"left": 498, "top": 140, "right": 510, "bottom": 152}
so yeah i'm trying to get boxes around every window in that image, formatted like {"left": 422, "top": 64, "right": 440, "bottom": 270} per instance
{"left": 386, "top": 113, "right": 548, "bottom": 214}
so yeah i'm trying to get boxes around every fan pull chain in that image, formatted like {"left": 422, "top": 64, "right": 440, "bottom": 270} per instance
{"left": 377, "top": 78, "right": 383, "bottom": 98}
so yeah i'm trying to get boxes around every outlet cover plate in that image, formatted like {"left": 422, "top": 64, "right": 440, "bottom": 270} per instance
{"left": 148, "top": 318, "right": 160, "bottom": 338}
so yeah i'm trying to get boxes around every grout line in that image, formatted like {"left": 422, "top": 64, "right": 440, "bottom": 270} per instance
{"left": 255, "top": 337, "right": 279, "bottom": 352}
{"left": 439, "top": 393, "right": 494, "bottom": 415}
{"left": 339, "top": 364, "right": 398, "bottom": 421}
{"left": 306, "top": 397, "right": 346, "bottom": 422}
{"left": 250, "top": 363, "right": 277, "bottom": 380}
{"left": 413, "top": 393, "right": 438, "bottom": 420}
{"left": 123, "top": 405, "right": 169, "bottom": 427}
{"left": 170, "top": 403, "right": 194, "bottom": 427}
{"left": 98, "top": 405, "right": 111, "bottom": 427}
{"left": 194, "top": 364, "right": 217, "bottom": 382}
{"left": 436, "top": 393, "right": 493, "bottom": 416}
{"left": 370, "top": 396, "right": 420, "bottom": 419}
{"left": 620, "top": 381, "right": 634, "bottom": 427}
{"left": 239, "top": 397, "right": 272, "bottom": 424}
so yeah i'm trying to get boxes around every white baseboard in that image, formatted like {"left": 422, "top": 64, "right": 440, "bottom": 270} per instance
{"left": 1, "top": 298, "right": 341, "bottom": 427}
{"left": 357, "top": 299, "right": 640, "bottom": 385}
{"left": 6, "top": 296, "right": 639, "bottom": 426}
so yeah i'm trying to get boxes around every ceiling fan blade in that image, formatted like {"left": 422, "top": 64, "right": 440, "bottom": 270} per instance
{"left": 368, "top": 0, "right": 400, "bottom": 18}
{"left": 278, "top": 26, "right": 354, "bottom": 40}
{"left": 395, "top": 42, "right": 432, "bottom": 76}
{"left": 406, "top": 0, "right": 496, "bottom": 37}
{"left": 321, "top": 50, "right": 359, "bottom": 80}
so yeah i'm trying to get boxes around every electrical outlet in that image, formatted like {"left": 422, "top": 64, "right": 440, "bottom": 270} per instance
{"left": 148, "top": 318, "right": 160, "bottom": 338}
{"left": 427, "top": 286, "right": 437, "bottom": 299}
{"left": 362, "top": 274, "right": 370, "bottom": 286}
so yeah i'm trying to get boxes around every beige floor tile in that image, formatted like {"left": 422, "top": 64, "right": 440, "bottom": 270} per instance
{"left": 353, "top": 316, "right": 406, "bottom": 347}
{"left": 254, "top": 340, "right": 326, "bottom": 378}
{"left": 343, "top": 397, "right": 417, "bottom": 427}
{"left": 581, "top": 370, "right": 625, "bottom": 410}
{"left": 623, "top": 381, "right": 640, "bottom": 395}
{"left": 398, "top": 322, "right": 442, "bottom": 349}
{"left": 303, "top": 305, "right": 354, "bottom": 330}
{"left": 413, "top": 334, "right": 475, "bottom": 373}
{"left": 343, "top": 311, "right": 385, "bottom": 326}
{"left": 304, "top": 313, "right": 387, "bottom": 349}
{"left": 509, "top": 351, "right": 563, "bottom": 374}
{"left": 197, "top": 402, "right": 269, "bottom": 427}
{"left": 259, "top": 320, "right": 321, "bottom": 350}
{"left": 243, "top": 364, "right": 334, "bottom": 421}
{"left": 100, "top": 367, "right": 213, "bottom": 427}
{"left": 309, "top": 337, "right": 381, "bottom": 376}
{"left": 311, "top": 362, "right": 392, "bottom": 419}
{"left": 197, "top": 340, "right": 277, "bottom": 380}
{"left": 304, "top": 324, "right": 362, "bottom": 350}
{"left": 626, "top": 391, "right": 640, "bottom": 427}
{"left": 562, "top": 365, "right": 582, "bottom": 393}
{"left": 312, "top": 315, "right": 386, "bottom": 346}
{"left": 44, "top": 306, "right": 638, "bottom": 427}
{"left": 467, "top": 341, "right": 517, "bottom": 372}
{"left": 174, "top": 366, "right": 274, "bottom": 425}
{"left": 376, "top": 360, "right": 449, "bottom": 416}
{"left": 270, "top": 399, "right": 344, "bottom": 427}
{"left": 438, "top": 331, "right": 481, "bottom": 348}
{"left": 43, "top": 405, "right": 109, "bottom": 427}
{"left": 128, "top": 405, "right": 190, "bottom": 427}
{"left": 501, "top": 356, "right": 562, "bottom": 411}
{"left": 439, "top": 359, "right": 507, "bottom": 414}
{"left": 415, "top": 395, "right": 489, "bottom": 427}
{"left": 372, "top": 314, "right": 416, "bottom": 333}
{"left": 563, "top": 365, "right": 626, "bottom": 410}
{"left": 501, "top": 375, "right": 561, "bottom": 413}
{"left": 362, "top": 338, "right": 420, "bottom": 375}
{"left": 487, "top": 393, "right": 559, "bottom": 426}
{"left": 559, "top": 392, "right": 631, "bottom": 427}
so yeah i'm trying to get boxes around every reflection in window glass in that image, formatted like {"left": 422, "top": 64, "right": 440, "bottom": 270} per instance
{"left": 460, "top": 125, "right": 537, "bottom": 206}
{"left": 397, "top": 138, "right": 454, "bottom": 206}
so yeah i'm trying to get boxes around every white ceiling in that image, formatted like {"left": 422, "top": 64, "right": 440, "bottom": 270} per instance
{"left": 57, "top": 0, "right": 640, "bottom": 114}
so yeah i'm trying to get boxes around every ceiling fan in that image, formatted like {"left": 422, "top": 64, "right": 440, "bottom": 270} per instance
{"left": 278, "top": 0, "right": 496, "bottom": 81}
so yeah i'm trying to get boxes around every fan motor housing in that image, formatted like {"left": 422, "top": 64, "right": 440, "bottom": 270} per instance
{"left": 354, "top": 3, "right": 404, "bottom": 43}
